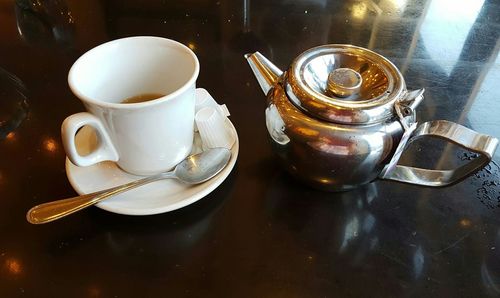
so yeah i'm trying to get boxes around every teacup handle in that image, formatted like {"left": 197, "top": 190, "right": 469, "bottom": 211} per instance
{"left": 379, "top": 120, "right": 498, "bottom": 187}
{"left": 61, "top": 112, "right": 119, "bottom": 167}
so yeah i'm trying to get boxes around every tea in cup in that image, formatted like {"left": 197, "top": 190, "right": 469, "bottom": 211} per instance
{"left": 62, "top": 36, "right": 199, "bottom": 175}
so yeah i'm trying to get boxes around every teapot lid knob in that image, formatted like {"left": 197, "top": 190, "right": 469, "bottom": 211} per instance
{"left": 326, "top": 68, "right": 362, "bottom": 98}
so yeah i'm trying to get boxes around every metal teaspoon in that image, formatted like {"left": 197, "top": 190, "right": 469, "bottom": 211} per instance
{"left": 27, "top": 148, "right": 231, "bottom": 224}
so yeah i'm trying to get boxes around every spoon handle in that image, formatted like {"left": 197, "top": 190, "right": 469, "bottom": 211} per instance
{"left": 27, "top": 172, "right": 174, "bottom": 224}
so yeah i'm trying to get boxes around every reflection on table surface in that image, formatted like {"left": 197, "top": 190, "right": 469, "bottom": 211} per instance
{"left": 0, "top": 0, "right": 499, "bottom": 296}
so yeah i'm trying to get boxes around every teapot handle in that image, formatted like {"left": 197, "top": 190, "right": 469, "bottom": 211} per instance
{"left": 379, "top": 120, "right": 498, "bottom": 187}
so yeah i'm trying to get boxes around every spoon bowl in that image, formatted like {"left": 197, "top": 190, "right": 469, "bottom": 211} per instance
{"left": 175, "top": 147, "right": 231, "bottom": 184}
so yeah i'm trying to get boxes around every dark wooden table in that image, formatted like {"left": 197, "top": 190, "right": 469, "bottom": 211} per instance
{"left": 1, "top": 0, "right": 500, "bottom": 296}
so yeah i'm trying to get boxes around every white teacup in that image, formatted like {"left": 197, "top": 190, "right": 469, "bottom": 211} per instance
{"left": 62, "top": 36, "right": 199, "bottom": 175}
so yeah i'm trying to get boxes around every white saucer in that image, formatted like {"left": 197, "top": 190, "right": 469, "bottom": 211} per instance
{"left": 65, "top": 119, "right": 238, "bottom": 216}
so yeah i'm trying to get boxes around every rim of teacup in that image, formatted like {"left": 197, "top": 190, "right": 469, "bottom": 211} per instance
{"left": 68, "top": 36, "right": 200, "bottom": 109}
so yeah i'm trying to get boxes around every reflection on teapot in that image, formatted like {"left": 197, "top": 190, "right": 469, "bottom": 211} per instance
{"left": 265, "top": 104, "right": 289, "bottom": 145}
{"left": 246, "top": 45, "right": 498, "bottom": 191}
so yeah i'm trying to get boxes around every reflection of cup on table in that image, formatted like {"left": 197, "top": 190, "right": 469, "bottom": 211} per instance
{"left": 62, "top": 36, "right": 199, "bottom": 175}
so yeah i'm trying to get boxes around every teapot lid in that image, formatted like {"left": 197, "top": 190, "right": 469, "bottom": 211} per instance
{"left": 285, "top": 44, "right": 405, "bottom": 124}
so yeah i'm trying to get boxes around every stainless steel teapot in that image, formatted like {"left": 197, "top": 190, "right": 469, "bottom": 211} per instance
{"left": 245, "top": 45, "right": 498, "bottom": 191}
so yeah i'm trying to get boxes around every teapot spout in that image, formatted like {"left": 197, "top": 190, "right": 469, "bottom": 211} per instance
{"left": 244, "top": 52, "right": 283, "bottom": 95}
